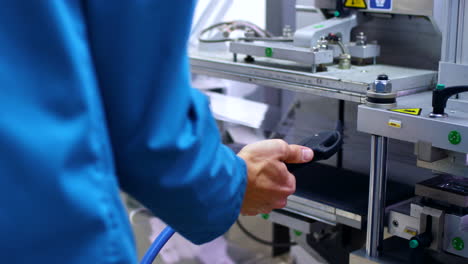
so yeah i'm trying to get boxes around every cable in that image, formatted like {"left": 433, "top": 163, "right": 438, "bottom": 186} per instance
{"left": 198, "top": 20, "right": 292, "bottom": 43}
{"left": 233, "top": 20, "right": 274, "bottom": 37}
{"left": 140, "top": 226, "right": 176, "bottom": 264}
{"left": 199, "top": 21, "right": 262, "bottom": 43}
{"left": 236, "top": 219, "right": 297, "bottom": 247}
{"left": 337, "top": 41, "right": 349, "bottom": 55}
{"left": 200, "top": 36, "right": 292, "bottom": 43}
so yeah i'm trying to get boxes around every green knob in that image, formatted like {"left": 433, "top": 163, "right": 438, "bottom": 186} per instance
{"left": 436, "top": 84, "right": 446, "bottom": 91}
{"left": 409, "top": 239, "right": 419, "bottom": 249}
{"left": 334, "top": 11, "right": 341, "bottom": 17}
{"left": 265, "top": 47, "right": 273, "bottom": 57}
{"left": 261, "top": 213, "right": 269, "bottom": 220}
{"left": 293, "top": 230, "right": 303, "bottom": 237}
{"left": 452, "top": 237, "right": 464, "bottom": 251}
{"left": 448, "top": 130, "right": 462, "bottom": 145}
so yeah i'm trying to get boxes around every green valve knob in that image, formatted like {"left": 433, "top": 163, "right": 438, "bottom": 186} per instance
{"left": 448, "top": 130, "right": 462, "bottom": 145}
{"left": 261, "top": 213, "right": 269, "bottom": 220}
{"left": 452, "top": 237, "right": 464, "bottom": 251}
{"left": 265, "top": 47, "right": 273, "bottom": 57}
{"left": 409, "top": 239, "right": 419, "bottom": 249}
{"left": 293, "top": 230, "right": 303, "bottom": 237}
{"left": 436, "top": 84, "right": 446, "bottom": 91}
{"left": 334, "top": 11, "right": 340, "bottom": 17}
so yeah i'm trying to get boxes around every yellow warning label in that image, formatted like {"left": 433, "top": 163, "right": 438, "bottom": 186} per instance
{"left": 404, "top": 228, "right": 418, "bottom": 237}
{"left": 344, "top": 0, "right": 368, "bottom": 9}
{"left": 390, "top": 108, "right": 422, "bottom": 116}
{"left": 388, "top": 119, "right": 402, "bottom": 128}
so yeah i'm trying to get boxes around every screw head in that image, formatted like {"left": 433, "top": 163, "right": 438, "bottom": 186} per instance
{"left": 448, "top": 130, "right": 462, "bottom": 145}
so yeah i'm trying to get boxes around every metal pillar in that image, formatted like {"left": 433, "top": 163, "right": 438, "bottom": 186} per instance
{"left": 272, "top": 223, "right": 291, "bottom": 257}
{"left": 266, "top": 0, "right": 296, "bottom": 35}
{"left": 366, "top": 135, "right": 389, "bottom": 257}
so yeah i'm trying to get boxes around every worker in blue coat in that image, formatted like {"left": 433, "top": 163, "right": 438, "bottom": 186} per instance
{"left": 0, "top": 1, "right": 314, "bottom": 263}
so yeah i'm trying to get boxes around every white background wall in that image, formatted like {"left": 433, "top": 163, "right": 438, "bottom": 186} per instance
{"left": 190, "top": 0, "right": 266, "bottom": 48}
{"left": 193, "top": 0, "right": 266, "bottom": 28}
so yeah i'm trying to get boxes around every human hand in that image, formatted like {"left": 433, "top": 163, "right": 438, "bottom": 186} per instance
{"left": 237, "top": 139, "right": 314, "bottom": 216}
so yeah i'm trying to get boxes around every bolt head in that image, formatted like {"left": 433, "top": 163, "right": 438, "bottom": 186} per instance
{"left": 373, "top": 80, "right": 392, "bottom": 93}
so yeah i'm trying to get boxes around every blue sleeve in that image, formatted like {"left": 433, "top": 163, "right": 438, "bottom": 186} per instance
{"left": 83, "top": 0, "right": 247, "bottom": 244}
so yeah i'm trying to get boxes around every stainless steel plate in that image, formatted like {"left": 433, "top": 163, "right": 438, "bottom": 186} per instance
{"left": 190, "top": 50, "right": 436, "bottom": 103}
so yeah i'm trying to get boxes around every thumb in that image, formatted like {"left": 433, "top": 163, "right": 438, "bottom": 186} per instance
{"left": 283, "top": 144, "right": 314, "bottom": 164}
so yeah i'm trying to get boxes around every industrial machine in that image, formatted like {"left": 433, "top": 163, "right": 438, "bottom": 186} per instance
{"left": 189, "top": 0, "right": 468, "bottom": 263}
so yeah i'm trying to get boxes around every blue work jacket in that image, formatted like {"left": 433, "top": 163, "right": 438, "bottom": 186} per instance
{"left": 0, "top": 1, "right": 246, "bottom": 263}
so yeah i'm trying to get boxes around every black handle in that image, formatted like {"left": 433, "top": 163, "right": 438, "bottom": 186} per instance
{"left": 432, "top": 85, "right": 468, "bottom": 115}
{"left": 408, "top": 216, "right": 433, "bottom": 264}
{"left": 286, "top": 131, "right": 343, "bottom": 173}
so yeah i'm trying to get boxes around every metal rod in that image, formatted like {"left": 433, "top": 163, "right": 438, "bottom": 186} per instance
{"left": 336, "top": 100, "right": 345, "bottom": 169}
{"left": 366, "top": 135, "right": 389, "bottom": 257}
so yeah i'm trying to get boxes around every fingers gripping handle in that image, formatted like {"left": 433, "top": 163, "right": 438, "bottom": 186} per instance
{"left": 286, "top": 131, "right": 343, "bottom": 172}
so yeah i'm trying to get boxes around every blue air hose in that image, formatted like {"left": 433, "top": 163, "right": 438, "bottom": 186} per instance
{"left": 139, "top": 226, "right": 176, "bottom": 264}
